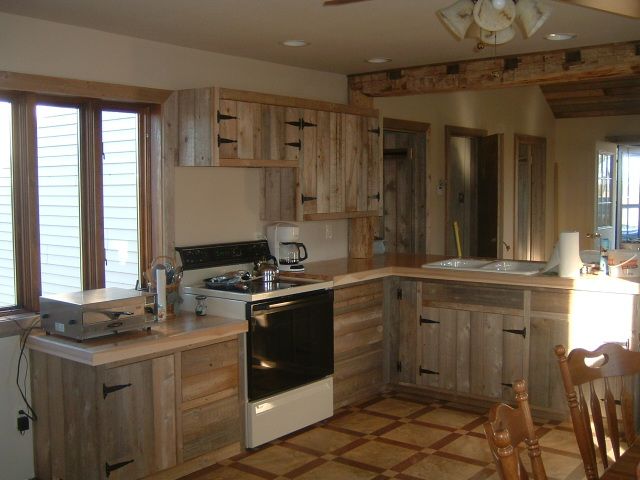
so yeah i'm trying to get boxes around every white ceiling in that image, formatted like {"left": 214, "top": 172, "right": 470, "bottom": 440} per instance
{"left": 0, "top": 0, "right": 637, "bottom": 75}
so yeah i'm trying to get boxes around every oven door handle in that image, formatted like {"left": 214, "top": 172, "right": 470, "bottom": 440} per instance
{"left": 251, "top": 292, "right": 331, "bottom": 314}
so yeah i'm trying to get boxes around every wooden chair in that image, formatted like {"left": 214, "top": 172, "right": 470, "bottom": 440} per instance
{"left": 484, "top": 379, "right": 548, "bottom": 480}
{"left": 555, "top": 343, "right": 640, "bottom": 480}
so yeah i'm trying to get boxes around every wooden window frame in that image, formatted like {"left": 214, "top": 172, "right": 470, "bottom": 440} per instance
{"left": 0, "top": 93, "right": 155, "bottom": 314}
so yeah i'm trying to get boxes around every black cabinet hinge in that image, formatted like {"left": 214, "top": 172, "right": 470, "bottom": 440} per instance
{"left": 420, "top": 317, "right": 440, "bottom": 325}
{"left": 396, "top": 288, "right": 402, "bottom": 300}
{"left": 103, "top": 382, "right": 132, "bottom": 399}
{"left": 217, "top": 111, "right": 237, "bottom": 123}
{"left": 502, "top": 327, "right": 526, "bottom": 339}
{"left": 397, "top": 361, "right": 402, "bottom": 373}
{"left": 368, "top": 192, "right": 380, "bottom": 201}
{"left": 106, "top": 459, "right": 134, "bottom": 477}
{"left": 301, "top": 194, "right": 317, "bottom": 203}
{"left": 368, "top": 127, "right": 381, "bottom": 136}
{"left": 419, "top": 367, "right": 439, "bottom": 376}
{"left": 285, "top": 140, "right": 302, "bottom": 150}
{"left": 286, "top": 118, "right": 317, "bottom": 130}
{"left": 502, "top": 382, "right": 513, "bottom": 388}
{"left": 217, "top": 134, "right": 237, "bottom": 147}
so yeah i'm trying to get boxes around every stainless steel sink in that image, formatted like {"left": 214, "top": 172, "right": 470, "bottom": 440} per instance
{"left": 422, "top": 258, "right": 543, "bottom": 275}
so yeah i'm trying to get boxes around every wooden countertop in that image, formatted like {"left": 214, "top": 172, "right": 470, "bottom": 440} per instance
{"left": 26, "top": 313, "right": 247, "bottom": 366}
{"left": 290, "top": 253, "right": 640, "bottom": 295}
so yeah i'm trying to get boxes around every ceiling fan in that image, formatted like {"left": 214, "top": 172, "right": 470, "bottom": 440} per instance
{"left": 322, "top": 0, "right": 640, "bottom": 18}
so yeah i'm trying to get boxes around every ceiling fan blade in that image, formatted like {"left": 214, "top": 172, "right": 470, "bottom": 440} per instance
{"left": 558, "top": 0, "right": 640, "bottom": 18}
{"left": 323, "top": 0, "right": 371, "bottom": 5}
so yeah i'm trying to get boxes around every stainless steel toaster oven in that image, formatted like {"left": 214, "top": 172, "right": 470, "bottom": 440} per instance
{"left": 40, "top": 287, "right": 156, "bottom": 341}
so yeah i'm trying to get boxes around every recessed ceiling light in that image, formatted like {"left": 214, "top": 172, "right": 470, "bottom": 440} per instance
{"left": 545, "top": 33, "right": 577, "bottom": 41}
{"left": 280, "top": 40, "right": 309, "bottom": 47}
{"left": 366, "top": 57, "right": 391, "bottom": 64}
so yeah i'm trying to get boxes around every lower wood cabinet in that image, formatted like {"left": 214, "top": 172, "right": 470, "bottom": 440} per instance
{"left": 386, "top": 279, "right": 639, "bottom": 417}
{"left": 31, "top": 336, "right": 241, "bottom": 480}
{"left": 333, "top": 280, "right": 385, "bottom": 408}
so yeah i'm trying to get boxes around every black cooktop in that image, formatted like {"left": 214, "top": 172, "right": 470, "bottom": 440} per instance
{"left": 206, "top": 279, "right": 301, "bottom": 294}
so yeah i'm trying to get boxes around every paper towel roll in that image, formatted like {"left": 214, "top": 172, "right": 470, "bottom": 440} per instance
{"left": 559, "top": 231, "right": 582, "bottom": 278}
{"left": 154, "top": 264, "right": 167, "bottom": 322}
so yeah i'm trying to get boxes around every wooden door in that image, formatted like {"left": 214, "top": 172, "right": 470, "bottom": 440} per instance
{"left": 514, "top": 134, "right": 547, "bottom": 260}
{"left": 100, "top": 356, "right": 176, "bottom": 479}
{"left": 477, "top": 134, "right": 501, "bottom": 258}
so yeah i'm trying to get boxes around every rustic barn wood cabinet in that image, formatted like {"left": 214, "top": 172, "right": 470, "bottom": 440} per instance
{"left": 384, "top": 278, "right": 638, "bottom": 417}
{"left": 30, "top": 336, "right": 241, "bottom": 480}
{"left": 164, "top": 87, "right": 382, "bottom": 221}
{"left": 333, "top": 280, "right": 385, "bottom": 408}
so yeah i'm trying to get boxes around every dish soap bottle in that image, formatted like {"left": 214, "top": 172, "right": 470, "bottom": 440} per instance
{"left": 600, "top": 238, "right": 610, "bottom": 275}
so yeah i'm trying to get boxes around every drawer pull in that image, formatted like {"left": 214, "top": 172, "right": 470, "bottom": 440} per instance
{"left": 103, "top": 382, "right": 132, "bottom": 399}
{"left": 105, "top": 459, "right": 134, "bottom": 477}
{"left": 503, "top": 327, "right": 527, "bottom": 339}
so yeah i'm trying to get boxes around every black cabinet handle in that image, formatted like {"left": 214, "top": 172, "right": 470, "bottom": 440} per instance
{"left": 368, "top": 192, "right": 380, "bottom": 201}
{"left": 368, "top": 127, "right": 381, "bottom": 136}
{"left": 301, "top": 194, "right": 317, "bottom": 203}
{"left": 217, "top": 134, "right": 237, "bottom": 147}
{"left": 502, "top": 382, "right": 514, "bottom": 388}
{"left": 103, "top": 382, "right": 132, "bottom": 399}
{"left": 503, "top": 327, "right": 527, "bottom": 339}
{"left": 105, "top": 459, "right": 134, "bottom": 477}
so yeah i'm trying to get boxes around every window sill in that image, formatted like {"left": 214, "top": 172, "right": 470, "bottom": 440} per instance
{"left": 0, "top": 313, "right": 40, "bottom": 338}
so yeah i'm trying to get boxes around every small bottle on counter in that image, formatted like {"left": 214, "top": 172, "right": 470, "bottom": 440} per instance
{"left": 600, "top": 238, "right": 610, "bottom": 275}
{"left": 195, "top": 295, "right": 207, "bottom": 316}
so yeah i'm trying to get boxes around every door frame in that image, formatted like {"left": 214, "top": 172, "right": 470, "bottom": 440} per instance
{"left": 382, "top": 118, "right": 429, "bottom": 253}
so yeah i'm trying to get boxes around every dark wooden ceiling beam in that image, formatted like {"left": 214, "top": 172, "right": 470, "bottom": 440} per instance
{"left": 348, "top": 41, "right": 640, "bottom": 98}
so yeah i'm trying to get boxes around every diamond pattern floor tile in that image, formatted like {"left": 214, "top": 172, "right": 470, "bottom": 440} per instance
{"left": 182, "top": 391, "right": 590, "bottom": 480}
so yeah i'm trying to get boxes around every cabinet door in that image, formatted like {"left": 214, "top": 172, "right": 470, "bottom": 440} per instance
{"left": 100, "top": 355, "right": 176, "bottom": 479}
{"left": 217, "top": 100, "right": 299, "bottom": 165}
{"left": 417, "top": 306, "right": 525, "bottom": 401}
{"left": 301, "top": 109, "right": 339, "bottom": 216}
{"left": 340, "top": 113, "right": 381, "bottom": 214}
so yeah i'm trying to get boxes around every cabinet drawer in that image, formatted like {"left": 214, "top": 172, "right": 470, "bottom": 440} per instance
{"left": 181, "top": 340, "right": 239, "bottom": 403}
{"left": 181, "top": 396, "right": 241, "bottom": 461}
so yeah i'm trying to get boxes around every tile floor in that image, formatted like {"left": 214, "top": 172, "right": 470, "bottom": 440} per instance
{"left": 183, "top": 391, "right": 589, "bottom": 480}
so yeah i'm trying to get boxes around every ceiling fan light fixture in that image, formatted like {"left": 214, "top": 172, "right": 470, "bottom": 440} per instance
{"left": 473, "top": 0, "right": 516, "bottom": 31}
{"left": 491, "top": 0, "right": 507, "bottom": 11}
{"left": 437, "top": 0, "right": 475, "bottom": 39}
{"left": 516, "top": 0, "right": 552, "bottom": 38}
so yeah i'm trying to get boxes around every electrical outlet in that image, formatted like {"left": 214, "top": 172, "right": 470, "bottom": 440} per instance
{"left": 17, "top": 413, "right": 29, "bottom": 433}
{"left": 325, "top": 223, "right": 333, "bottom": 240}
{"left": 255, "top": 232, "right": 266, "bottom": 240}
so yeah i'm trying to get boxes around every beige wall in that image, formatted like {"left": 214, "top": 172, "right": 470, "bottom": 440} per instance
{"left": 375, "top": 86, "right": 557, "bottom": 257}
{"left": 556, "top": 115, "right": 640, "bottom": 247}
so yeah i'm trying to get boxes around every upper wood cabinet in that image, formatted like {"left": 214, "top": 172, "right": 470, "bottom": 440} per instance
{"left": 164, "top": 87, "right": 382, "bottom": 220}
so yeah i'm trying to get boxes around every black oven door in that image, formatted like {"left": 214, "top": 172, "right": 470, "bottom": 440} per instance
{"left": 247, "top": 289, "right": 334, "bottom": 401}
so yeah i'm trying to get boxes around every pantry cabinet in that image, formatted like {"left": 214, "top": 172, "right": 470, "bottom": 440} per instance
{"left": 31, "top": 336, "right": 241, "bottom": 480}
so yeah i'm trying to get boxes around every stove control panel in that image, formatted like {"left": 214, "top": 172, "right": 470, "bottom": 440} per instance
{"left": 176, "top": 240, "right": 271, "bottom": 270}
